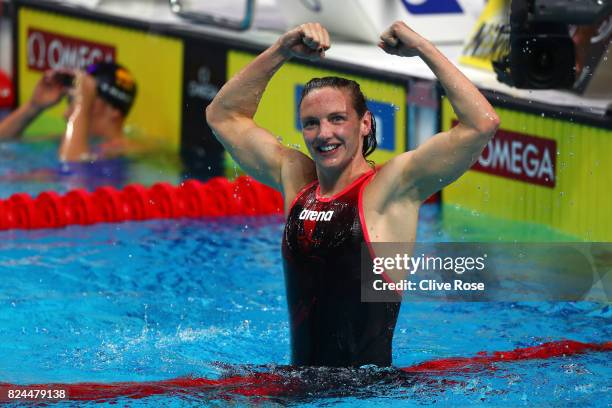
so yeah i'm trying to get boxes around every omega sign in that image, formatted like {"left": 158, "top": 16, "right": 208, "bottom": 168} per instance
{"left": 27, "top": 28, "right": 116, "bottom": 71}
{"left": 471, "top": 127, "right": 557, "bottom": 188}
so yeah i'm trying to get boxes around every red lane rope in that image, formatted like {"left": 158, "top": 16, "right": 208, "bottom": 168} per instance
{"left": 0, "top": 176, "right": 284, "bottom": 230}
{"left": 401, "top": 339, "right": 611, "bottom": 373}
{"left": 0, "top": 340, "right": 608, "bottom": 402}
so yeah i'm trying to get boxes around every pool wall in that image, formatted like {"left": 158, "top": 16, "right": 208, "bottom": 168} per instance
{"left": 442, "top": 97, "right": 612, "bottom": 241}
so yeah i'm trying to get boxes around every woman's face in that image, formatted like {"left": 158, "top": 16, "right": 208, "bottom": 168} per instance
{"left": 300, "top": 87, "right": 370, "bottom": 172}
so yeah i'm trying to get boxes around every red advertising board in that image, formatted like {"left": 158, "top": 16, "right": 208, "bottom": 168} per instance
{"left": 26, "top": 28, "right": 116, "bottom": 71}
{"left": 471, "top": 126, "right": 557, "bottom": 188}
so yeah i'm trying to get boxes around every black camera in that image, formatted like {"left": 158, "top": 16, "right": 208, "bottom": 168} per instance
{"left": 493, "top": 0, "right": 611, "bottom": 89}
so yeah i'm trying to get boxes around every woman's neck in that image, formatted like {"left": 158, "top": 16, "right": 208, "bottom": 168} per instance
{"left": 316, "top": 158, "right": 372, "bottom": 197}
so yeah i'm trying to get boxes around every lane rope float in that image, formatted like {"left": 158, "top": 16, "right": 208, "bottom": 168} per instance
{"left": 0, "top": 176, "right": 284, "bottom": 230}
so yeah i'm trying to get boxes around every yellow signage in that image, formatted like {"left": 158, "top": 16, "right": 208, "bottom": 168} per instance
{"left": 442, "top": 98, "right": 612, "bottom": 241}
{"left": 460, "top": 0, "right": 510, "bottom": 71}
{"left": 18, "top": 7, "right": 184, "bottom": 151}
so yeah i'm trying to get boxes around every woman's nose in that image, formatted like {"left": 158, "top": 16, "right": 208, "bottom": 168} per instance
{"left": 318, "top": 120, "right": 334, "bottom": 138}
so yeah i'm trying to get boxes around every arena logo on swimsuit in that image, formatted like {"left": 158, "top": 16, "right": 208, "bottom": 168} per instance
{"left": 299, "top": 209, "right": 334, "bottom": 221}
{"left": 26, "top": 28, "right": 116, "bottom": 71}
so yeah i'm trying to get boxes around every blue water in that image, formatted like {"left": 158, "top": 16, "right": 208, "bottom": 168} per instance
{"left": 0, "top": 142, "right": 610, "bottom": 406}
{"left": 0, "top": 140, "right": 182, "bottom": 197}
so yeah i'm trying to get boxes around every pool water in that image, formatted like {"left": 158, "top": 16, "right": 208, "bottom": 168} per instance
{"left": 0, "top": 140, "right": 183, "bottom": 198}
{"left": 0, "top": 142, "right": 610, "bottom": 406}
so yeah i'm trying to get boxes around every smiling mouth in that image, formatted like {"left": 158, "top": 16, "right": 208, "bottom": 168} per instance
{"left": 317, "top": 144, "right": 340, "bottom": 153}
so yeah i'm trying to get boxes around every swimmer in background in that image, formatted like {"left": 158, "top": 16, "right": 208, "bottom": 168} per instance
{"left": 206, "top": 22, "right": 499, "bottom": 367}
{"left": 0, "top": 62, "right": 139, "bottom": 161}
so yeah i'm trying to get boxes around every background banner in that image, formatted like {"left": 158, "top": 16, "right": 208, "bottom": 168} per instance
{"left": 460, "top": 0, "right": 509, "bottom": 71}
{"left": 181, "top": 39, "right": 226, "bottom": 179}
{"left": 442, "top": 98, "right": 612, "bottom": 241}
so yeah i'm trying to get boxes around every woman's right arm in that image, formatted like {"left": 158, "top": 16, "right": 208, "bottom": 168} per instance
{"left": 205, "top": 23, "right": 330, "bottom": 190}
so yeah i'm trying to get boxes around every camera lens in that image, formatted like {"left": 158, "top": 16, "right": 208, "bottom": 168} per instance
{"left": 525, "top": 38, "right": 575, "bottom": 88}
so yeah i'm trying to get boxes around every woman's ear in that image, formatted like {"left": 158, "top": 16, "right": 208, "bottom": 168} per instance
{"left": 361, "top": 111, "right": 372, "bottom": 137}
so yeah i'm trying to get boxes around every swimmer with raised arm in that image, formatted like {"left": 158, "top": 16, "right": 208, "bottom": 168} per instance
{"left": 206, "top": 22, "right": 500, "bottom": 367}
{"left": 0, "top": 62, "right": 138, "bottom": 162}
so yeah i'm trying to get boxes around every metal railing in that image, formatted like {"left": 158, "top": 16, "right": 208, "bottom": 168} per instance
{"left": 169, "top": 0, "right": 255, "bottom": 30}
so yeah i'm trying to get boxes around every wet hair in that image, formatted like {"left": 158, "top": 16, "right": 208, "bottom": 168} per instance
{"left": 299, "top": 77, "right": 377, "bottom": 158}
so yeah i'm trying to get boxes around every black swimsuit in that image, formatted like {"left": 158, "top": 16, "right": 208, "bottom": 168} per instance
{"left": 282, "top": 170, "right": 401, "bottom": 367}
